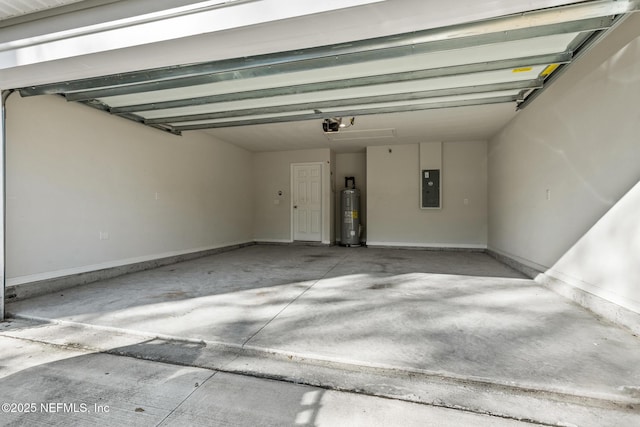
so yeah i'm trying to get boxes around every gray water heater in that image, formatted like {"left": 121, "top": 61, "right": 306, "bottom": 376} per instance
{"left": 340, "top": 177, "right": 361, "bottom": 246}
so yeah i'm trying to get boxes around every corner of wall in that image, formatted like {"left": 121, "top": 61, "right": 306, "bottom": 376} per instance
{"left": 487, "top": 14, "right": 640, "bottom": 329}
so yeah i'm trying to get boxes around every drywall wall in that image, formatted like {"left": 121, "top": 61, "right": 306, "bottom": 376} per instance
{"left": 6, "top": 94, "right": 253, "bottom": 286}
{"left": 335, "top": 152, "right": 367, "bottom": 243}
{"left": 488, "top": 13, "right": 640, "bottom": 318}
{"left": 542, "top": 181, "right": 640, "bottom": 329}
{"left": 367, "top": 141, "right": 487, "bottom": 248}
{"left": 252, "top": 149, "right": 333, "bottom": 244}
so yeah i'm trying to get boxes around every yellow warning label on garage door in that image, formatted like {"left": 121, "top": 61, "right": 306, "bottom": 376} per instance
{"left": 541, "top": 64, "right": 560, "bottom": 77}
{"left": 352, "top": 211, "right": 359, "bottom": 219}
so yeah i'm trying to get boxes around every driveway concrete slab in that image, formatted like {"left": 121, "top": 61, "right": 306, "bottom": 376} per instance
{"left": 4, "top": 318, "right": 637, "bottom": 427}
{"left": 3, "top": 318, "right": 637, "bottom": 427}
{"left": 0, "top": 335, "right": 536, "bottom": 427}
{"left": 0, "top": 336, "right": 211, "bottom": 426}
{"left": 164, "top": 371, "right": 532, "bottom": 427}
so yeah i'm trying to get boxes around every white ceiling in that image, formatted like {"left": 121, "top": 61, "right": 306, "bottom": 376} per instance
{"left": 1, "top": 0, "right": 638, "bottom": 153}
{"left": 202, "top": 104, "right": 518, "bottom": 153}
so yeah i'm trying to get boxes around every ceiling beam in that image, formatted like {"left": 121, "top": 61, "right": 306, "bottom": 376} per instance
{"left": 78, "top": 98, "right": 181, "bottom": 135}
{"left": 172, "top": 95, "right": 519, "bottom": 131}
{"left": 111, "top": 52, "right": 570, "bottom": 114}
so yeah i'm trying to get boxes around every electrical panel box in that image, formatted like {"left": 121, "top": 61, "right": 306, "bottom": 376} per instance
{"left": 421, "top": 169, "right": 440, "bottom": 208}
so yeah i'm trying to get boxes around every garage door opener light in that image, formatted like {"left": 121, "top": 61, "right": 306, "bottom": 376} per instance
{"left": 322, "top": 117, "right": 355, "bottom": 133}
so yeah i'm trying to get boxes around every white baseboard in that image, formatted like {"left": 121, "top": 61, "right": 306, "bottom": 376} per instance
{"left": 487, "top": 248, "right": 640, "bottom": 336}
{"left": 5, "top": 241, "right": 255, "bottom": 302}
{"left": 8, "top": 240, "right": 253, "bottom": 287}
{"left": 366, "top": 241, "right": 487, "bottom": 250}
{"left": 486, "top": 246, "right": 548, "bottom": 274}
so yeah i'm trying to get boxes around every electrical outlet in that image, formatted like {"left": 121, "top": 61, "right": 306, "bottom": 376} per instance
{"left": 99, "top": 231, "right": 109, "bottom": 240}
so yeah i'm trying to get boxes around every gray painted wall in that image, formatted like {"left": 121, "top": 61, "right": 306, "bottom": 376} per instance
{"left": 251, "top": 149, "right": 333, "bottom": 244}
{"left": 7, "top": 94, "right": 253, "bottom": 286}
{"left": 367, "top": 141, "right": 488, "bottom": 248}
{"left": 488, "top": 13, "right": 640, "bottom": 315}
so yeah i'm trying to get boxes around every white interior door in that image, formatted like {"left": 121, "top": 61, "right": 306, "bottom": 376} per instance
{"left": 292, "top": 164, "right": 322, "bottom": 242}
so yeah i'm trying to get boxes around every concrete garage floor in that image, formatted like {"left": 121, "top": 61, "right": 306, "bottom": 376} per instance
{"left": 4, "top": 245, "right": 640, "bottom": 426}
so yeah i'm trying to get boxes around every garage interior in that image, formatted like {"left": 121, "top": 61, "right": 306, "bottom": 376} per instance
{"left": 1, "top": 0, "right": 639, "bottom": 425}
